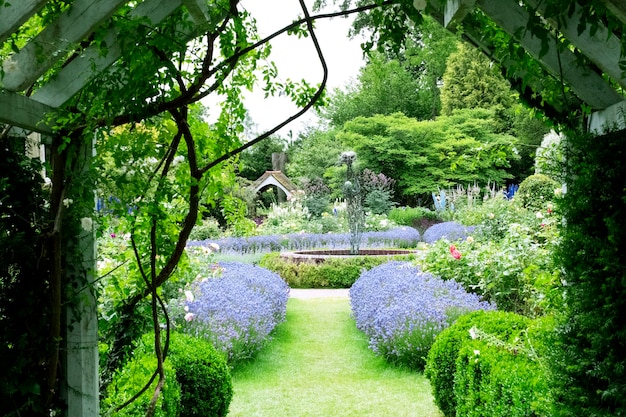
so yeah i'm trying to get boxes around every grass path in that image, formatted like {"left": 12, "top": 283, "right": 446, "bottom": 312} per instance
{"left": 227, "top": 297, "right": 442, "bottom": 417}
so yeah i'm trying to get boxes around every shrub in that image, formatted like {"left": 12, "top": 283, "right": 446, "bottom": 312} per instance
{"left": 350, "top": 262, "right": 494, "bottom": 371}
{"left": 388, "top": 206, "right": 440, "bottom": 232}
{"left": 259, "top": 252, "right": 417, "bottom": 288}
{"left": 550, "top": 129, "right": 626, "bottom": 416}
{"left": 182, "top": 262, "right": 289, "bottom": 365}
{"left": 424, "top": 310, "right": 534, "bottom": 417}
{"left": 102, "top": 332, "right": 232, "bottom": 417}
{"left": 189, "top": 217, "right": 222, "bottom": 240}
{"left": 168, "top": 333, "right": 233, "bottom": 417}
{"left": 422, "top": 221, "right": 475, "bottom": 243}
{"left": 102, "top": 340, "right": 180, "bottom": 417}
{"left": 513, "top": 173, "right": 559, "bottom": 213}
{"left": 454, "top": 337, "right": 549, "bottom": 417}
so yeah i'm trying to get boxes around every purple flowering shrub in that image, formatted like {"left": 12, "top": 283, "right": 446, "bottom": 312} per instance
{"left": 182, "top": 262, "right": 289, "bottom": 365}
{"left": 188, "top": 226, "right": 420, "bottom": 254}
{"left": 350, "top": 261, "right": 494, "bottom": 370}
{"left": 422, "top": 221, "right": 475, "bottom": 244}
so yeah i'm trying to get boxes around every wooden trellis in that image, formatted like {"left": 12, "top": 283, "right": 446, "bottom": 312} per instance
{"left": 2, "top": 1, "right": 626, "bottom": 416}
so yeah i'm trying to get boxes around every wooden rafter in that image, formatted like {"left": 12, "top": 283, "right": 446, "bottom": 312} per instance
{"left": 475, "top": 0, "right": 623, "bottom": 110}
{"left": 0, "top": 0, "right": 128, "bottom": 92}
{"left": 0, "top": 91, "right": 54, "bottom": 134}
{"left": 31, "top": 0, "right": 182, "bottom": 108}
{"left": 601, "top": 0, "right": 626, "bottom": 25}
{"left": 526, "top": 0, "right": 626, "bottom": 90}
{"left": 183, "top": 0, "right": 212, "bottom": 25}
{"left": 0, "top": 0, "right": 48, "bottom": 44}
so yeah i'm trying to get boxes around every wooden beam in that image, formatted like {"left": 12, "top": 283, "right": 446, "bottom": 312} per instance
{"left": 477, "top": 0, "right": 623, "bottom": 110}
{"left": 0, "top": 0, "right": 48, "bottom": 44}
{"left": 427, "top": 0, "right": 572, "bottom": 116}
{"left": 31, "top": 0, "right": 182, "bottom": 108}
{"left": 0, "top": 91, "right": 54, "bottom": 134}
{"left": 526, "top": 0, "right": 626, "bottom": 89}
{"left": 183, "top": 0, "right": 211, "bottom": 25}
{"left": 601, "top": 0, "right": 626, "bottom": 25}
{"left": 0, "top": 0, "right": 127, "bottom": 92}
{"left": 588, "top": 100, "right": 626, "bottom": 134}
{"left": 444, "top": 0, "right": 476, "bottom": 29}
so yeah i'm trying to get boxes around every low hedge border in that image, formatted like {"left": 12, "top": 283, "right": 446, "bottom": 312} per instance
{"left": 258, "top": 251, "right": 417, "bottom": 288}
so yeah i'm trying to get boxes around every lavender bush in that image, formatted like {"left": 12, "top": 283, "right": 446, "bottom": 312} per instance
{"left": 350, "top": 261, "right": 494, "bottom": 370}
{"left": 188, "top": 226, "right": 420, "bottom": 255}
{"left": 182, "top": 262, "right": 289, "bottom": 365}
{"left": 422, "top": 221, "right": 475, "bottom": 244}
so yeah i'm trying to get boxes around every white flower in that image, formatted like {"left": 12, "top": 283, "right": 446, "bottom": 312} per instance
{"left": 184, "top": 305, "right": 189, "bottom": 312}
{"left": 62, "top": 198, "right": 73, "bottom": 208}
{"left": 209, "top": 242, "right": 220, "bottom": 252}
{"left": 535, "top": 211, "right": 544, "bottom": 219}
{"left": 466, "top": 236, "right": 474, "bottom": 243}
{"left": 80, "top": 217, "right": 93, "bottom": 232}
{"left": 469, "top": 326, "right": 478, "bottom": 339}
{"left": 184, "top": 313, "right": 194, "bottom": 322}
{"left": 184, "top": 290, "right": 194, "bottom": 302}
{"left": 473, "top": 349, "right": 480, "bottom": 356}
{"left": 488, "top": 213, "right": 495, "bottom": 219}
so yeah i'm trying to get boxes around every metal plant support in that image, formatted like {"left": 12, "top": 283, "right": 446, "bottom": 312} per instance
{"left": 340, "top": 151, "right": 364, "bottom": 255}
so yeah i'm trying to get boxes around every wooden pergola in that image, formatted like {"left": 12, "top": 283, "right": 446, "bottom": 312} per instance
{"left": 1, "top": 1, "right": 626, "bottom": 416}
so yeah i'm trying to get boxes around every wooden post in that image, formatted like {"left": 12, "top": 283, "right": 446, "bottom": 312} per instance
{"left": 59, "top": 137, "right": 99, "bottom": 417}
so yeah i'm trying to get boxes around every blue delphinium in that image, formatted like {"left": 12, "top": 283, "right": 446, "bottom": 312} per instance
{"left": 422, "top": 221, "right": 475, "bottom": 244}
{"left": 183, "top": 262, "right": 289, "bottom": 365}
{"left": 350, "top": 261, "right": 494, "bottom": 370}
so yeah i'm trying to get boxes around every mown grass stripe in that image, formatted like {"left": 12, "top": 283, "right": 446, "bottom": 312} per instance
{"left": 227, "top": 297, "right": 441, "bottom": 417}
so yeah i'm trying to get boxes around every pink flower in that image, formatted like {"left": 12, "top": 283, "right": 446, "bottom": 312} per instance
{"left": 184, "top": 313, "right": 194, "bottom": 322}
{"left": 450, "top": 244, "right": 462, "bottom": 260}
{"left": 110, "top": 233, "right": 117, "bottom": 238}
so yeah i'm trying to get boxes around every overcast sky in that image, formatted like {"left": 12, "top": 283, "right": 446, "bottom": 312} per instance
{"left": 239, "top": 0, "right": 368, "bottom": 138}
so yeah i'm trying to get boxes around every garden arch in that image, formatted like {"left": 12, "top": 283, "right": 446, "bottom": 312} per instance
{"left": 251, "top": 170, "right": 298, "bottom": 200}
{"left": 1, "top": 1, "right": 626, "bottom": 417}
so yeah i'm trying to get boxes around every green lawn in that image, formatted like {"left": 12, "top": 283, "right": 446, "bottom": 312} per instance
{"left": 227, "top": 296, "right": 442, "bottom": 417}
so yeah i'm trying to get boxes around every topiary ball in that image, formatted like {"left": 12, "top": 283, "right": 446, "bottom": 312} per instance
{"left": 168, "top": 332, "right": 233, "bottom": 417}
{"left": 514, "top": 173, "right": 560, "bottom": 213}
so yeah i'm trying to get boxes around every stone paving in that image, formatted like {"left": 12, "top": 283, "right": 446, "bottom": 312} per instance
{"left": 288, "top": 288, "right": 350, "bottom": 299}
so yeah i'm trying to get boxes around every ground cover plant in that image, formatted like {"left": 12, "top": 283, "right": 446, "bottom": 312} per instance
{"left": 179, "top": 262, "right": 289, "bottom": 366}
{"left": 350, "top": 261, "right": 495, "bottom": 370}
{"left": 228, "top": 297, "right": 442, "bottom": 417}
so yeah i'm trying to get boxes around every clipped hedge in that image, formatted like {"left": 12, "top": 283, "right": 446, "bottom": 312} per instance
{"left": 425, "top": 310, "right": 551, "bottom": 417}
{"left": 102, "top": 332, "right": 232, "bottom": 417}
{"left": 258, "top": 251, "right": 417, "bottom": 288}
{"left": 514, "top": 173, "right": 559, "bottom": 213}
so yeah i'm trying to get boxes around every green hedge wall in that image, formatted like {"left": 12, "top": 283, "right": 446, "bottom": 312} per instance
{"left": 258, "top": 252, "right": 416, "bottom": 288}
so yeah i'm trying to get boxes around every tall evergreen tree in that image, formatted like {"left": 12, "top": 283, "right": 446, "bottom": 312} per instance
{"left": 440, "top": 42, "right": 515, "bottom": 115}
